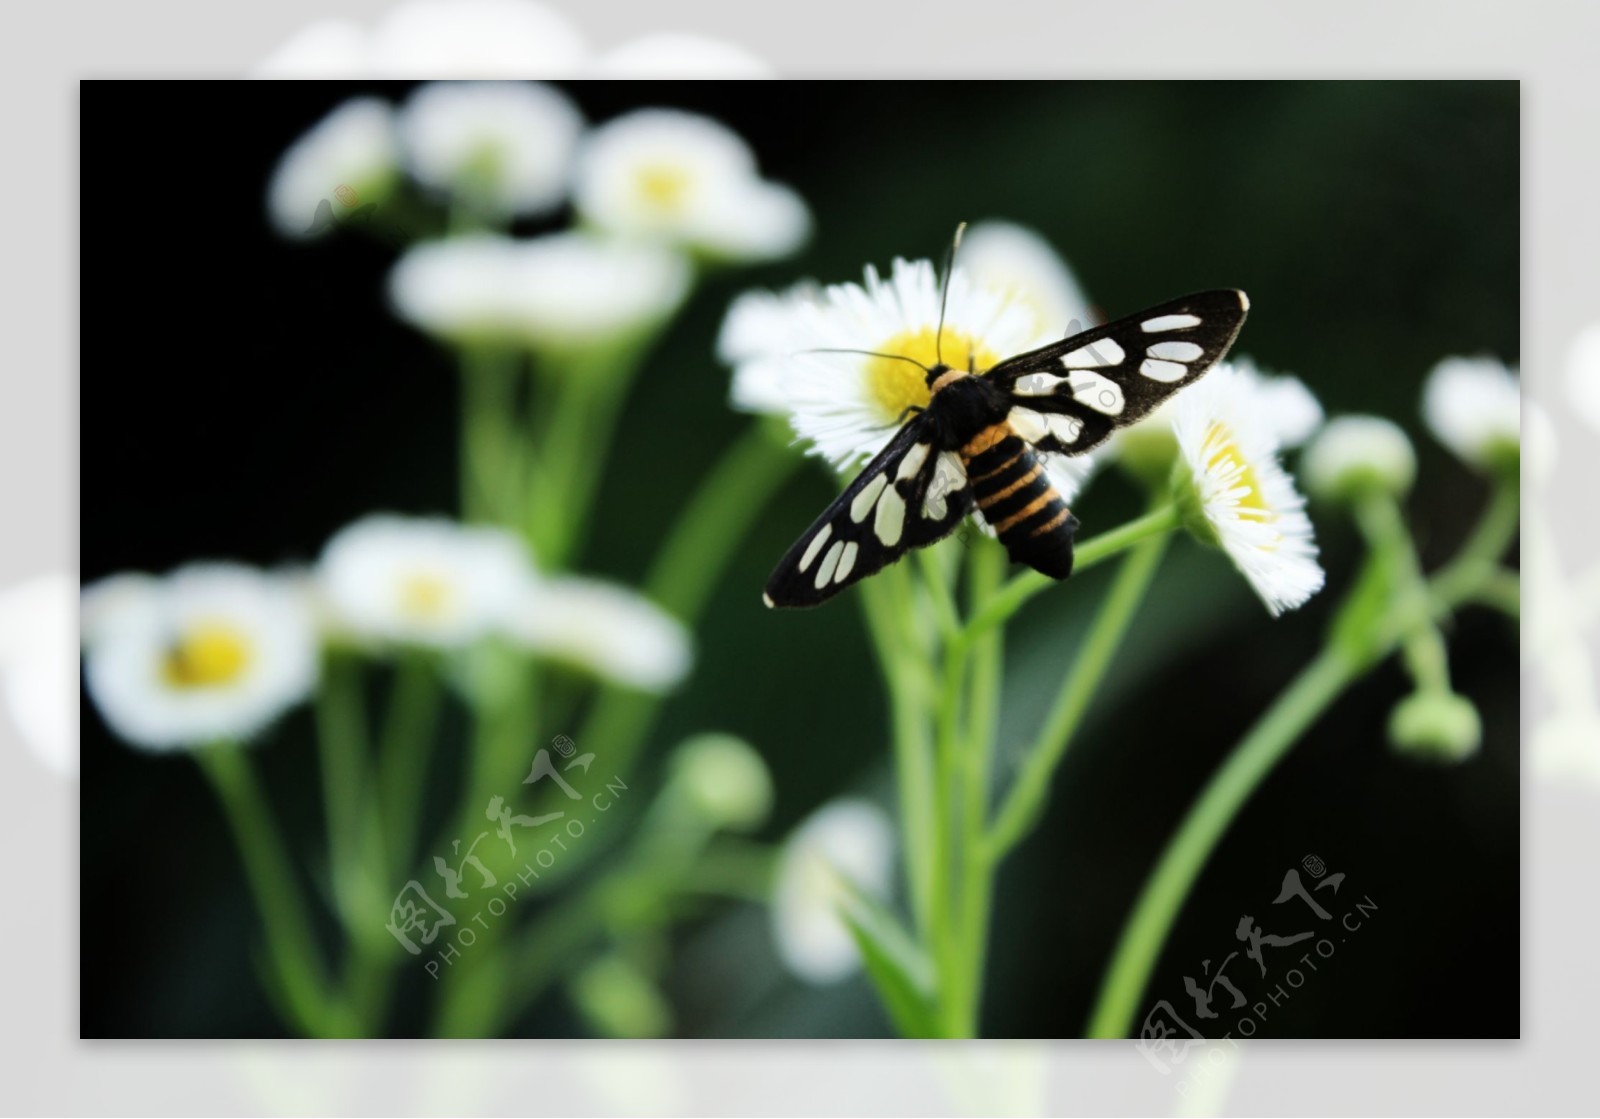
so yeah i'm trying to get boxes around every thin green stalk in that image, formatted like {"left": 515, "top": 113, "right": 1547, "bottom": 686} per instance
{"left": 195, "top": 744, "right": 350, "bottom": 1037}
{"left": 1354, "top": 491, "right": 1451, "bottom": 695}
{"left": 963, "top": 504, "right": 1181, "bottom": 645}
{"left": 460, "top": 346, "right": 522, "bottom": 525}
{"left": 859, "top": 574, "right": 937, "bottom": 939}
{"left": 1084, "top": 645, "right": 1359, "bottom": 1038}
{"left": 313, "top": 651, "right": 375, "bottom": 933}
{"left": 952, "top": 537, "right": 1006, "bottom": 1034}
{"left": 379, "top": 652, "right": 445, "bottom": 881}
{"left": 985, "top": 528, "right": 1172, "bottom": 862}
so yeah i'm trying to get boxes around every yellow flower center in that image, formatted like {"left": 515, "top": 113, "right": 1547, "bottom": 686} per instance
{"left": 866, "top": 327, "right": 999, "bottom": 426}
{"left": 398, "top": 573, "right": 455, "bottom": 620}
{"left": 637, "top": 163, "right": 692, "bottom": 214}
{"left": 1203, "top": 421, "right": 1275, "bottom": 525}
{"left": 161, "top": 621, "right": 253, "bottom": 689}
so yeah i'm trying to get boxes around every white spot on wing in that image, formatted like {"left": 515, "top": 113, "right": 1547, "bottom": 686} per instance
{"left": 851, "top": 474, "right": 888, "bottom": 523}
{"left": 896, "top": 442, "right": 931, "bottom": 481}
{"left": 762, "top": 592, "right": 775, "bottom": 608}
{"left": 1047, "top": 414, "right": 1084, "bottom": 445}
{"left": 1139, "top": 358, "right": 1189, "bottom": 382}
{"left": 875, "top": 487, "right": 906, "bottom": 545}
{"left": 1060, "top": 339, "right": 1126, "bottom": 368}
{"left": 1141, "top": 313, "right": 1201, "bottom": 332}
{"left": 815, "top": 540, "right": 845, "bottom": 589}
{"left": 924, "top": 452, "right": 966, "bottom": 520}
{"left": 799, "top": 523, "right": 831, "bottom": 572}
{"left": 835, "top": 541, "right": 859, "bottom": 583}
{"left": 1067, "top": 370, "right": 1126, "bottom": 416}
{"left": 1014, "top": 372, "right": 1064, "bottom": 396}
{"left": 1148, "top": 341, "right": 1203, "bottom": 361}
{"left": 1008, "top": 406, "right": 1049, "bottom": 443}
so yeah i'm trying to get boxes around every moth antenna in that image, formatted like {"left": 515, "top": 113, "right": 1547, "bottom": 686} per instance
{"left": 934, "top": 221, "right": 967, "bottom": 368}
{"left": 798, "top": 347, "right": 932, "bottom": 373}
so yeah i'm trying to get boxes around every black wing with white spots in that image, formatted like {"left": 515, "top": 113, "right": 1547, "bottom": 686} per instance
{"left": 764, "top": 417, "right": 973, "bottom": 609}
{"left": 985, "top": 289, "right": 1250, "bottom": 457}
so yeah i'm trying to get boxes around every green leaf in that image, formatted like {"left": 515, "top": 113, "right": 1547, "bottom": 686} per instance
{"left": 834, "top": 883, "right": 941, "bottom": 1039}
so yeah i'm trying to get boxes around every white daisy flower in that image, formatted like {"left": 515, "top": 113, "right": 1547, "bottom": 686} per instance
{"left": 1109, "top": 358, "right": 1320, "bottom": 491}
{"left": 506, "top": 576, "right": 692, "bottom": 692}
{"left": 266, "top": 98, "right": 400, "bottom": 240}
{"left": 957, "top": 220, "right": 1092, "bottom": 339}
{"left": 771, "top": 798, "right": 895, "bottom": 984}
{"left": 573, "top": 109, "right": 809, "bottom": 263}
{"left": 1172, "top": 368, "right": 1325, "bottom": 616}
{"left": 1565, "top": 324, "right": 1600, "bottom": 436}
{"left": 669, "top": 733, "right": 773, "bottom": 831}
{"left": 592, "top": 33, "right": 774, "bottom": 78}
{"left": 0, "top": 572, "right": 77, "bottom": 775}
{"left": 389, "top": 233, "right": 690, "bottom": 351}
{"left": 317, "top": 515, "right": 530, "bottom": 649}
{"left": 81, "top": 564, "right": 317, "bottom": 752}
{"left": 398, "top": 81, "right": 583, "bottom": 220}
{"left": 719, "top": 282, "right": 819, "bottom": 415}
{"left": 1302, "top": 415, "right": 1417, "bottom": 502}
{"left": 1421, "top": 355, "right": 1520, "bottom": 473}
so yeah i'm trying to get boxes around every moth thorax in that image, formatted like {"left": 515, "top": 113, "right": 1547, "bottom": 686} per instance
{"left": 928, "top": 366, "right": 969, "bottom": 395}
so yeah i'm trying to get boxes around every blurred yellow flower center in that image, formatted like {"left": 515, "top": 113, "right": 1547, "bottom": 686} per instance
{"left": 637, "top": 163, "right": 692, "bottom": 213}
{"left": 867, "top": 328, "right": 998, "bottom": 425}
{"left": 1203, "top": 421, "right": 1275, "bottom": 524}
{"left": 399, "top": 573, "right": 455, "bottom": 620}
{"left": 162, "top": 621, "right": 252, "bottom": 689}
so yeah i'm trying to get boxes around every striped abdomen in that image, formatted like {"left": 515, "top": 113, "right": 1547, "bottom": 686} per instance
{"left": 961, "top": 423, "right": 1079, "bottom": 579}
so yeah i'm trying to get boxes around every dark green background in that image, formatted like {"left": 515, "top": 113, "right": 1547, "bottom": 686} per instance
{"left": 81, "top": 81, "right": 1518, "bottom": 1038}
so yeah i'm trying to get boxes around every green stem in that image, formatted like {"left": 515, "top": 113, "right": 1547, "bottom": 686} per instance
{"left": 1084, "top": 646, "right": 1360, "bottom": 1038}
{"left": 963, "top": 504, "right": 1181, "bottom": 646}
{"left": 985, "top": 526, "right": 1172, "bottom": 862}
{"left": 460, "top": 346, "right": 521, "bottom": 526}
{"left": 313, "top": 651, "right": 373, "bottom": 933}
{"left": 194, "top": 744, "right": 350, "bottom": 1037}
{"left": 379, "top": 652, "right": 445, "bottom": 881}
{"left": 1354, "top": 491, "right": 1452, "bottom": 696}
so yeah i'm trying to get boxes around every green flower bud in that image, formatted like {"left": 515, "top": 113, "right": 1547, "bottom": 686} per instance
{"left": 670, "top": 733, "right": 773, "bottom": 832}
{"left": 1388, "top": 690, "right": 1481, "bottom": 762}
{"left": 1302, "top": 416, "right": 1417, "bottom": 503}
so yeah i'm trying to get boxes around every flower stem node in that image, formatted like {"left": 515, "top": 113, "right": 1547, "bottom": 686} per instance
{"left": 1303, "top": 415, "right": 1418, "bottom": 504}
{"left": 1388, "top": 690, "right": 1482, "bottom": 763}
{"left": 669, "top": 733, "right": 773, "bottom": 832}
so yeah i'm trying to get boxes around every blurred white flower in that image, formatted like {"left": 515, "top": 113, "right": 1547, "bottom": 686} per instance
{"left": 1565, "top": 324, "right": 1600, "bottom": 436}
{"left": 257, "top": 0, "right": 590, "bottom": 77}
{"left": 1421, "top": 355, "right": 1520, "bottom": 472}
{"left": 266, "top": 98, "right": 400, "bottom": 239}
{"left": 1524, "top": 397, "right": 1557, "bottom": 486}
{"left": 79, "top": 571, "right": 159, "bottom": 647}
{"left": 1302, "top": 415, "right": 1417, "bottom": 502}
{"left": 507, "top": 576, "right": 691, "bottom": 692}
{"left": 81, "top": 564, "right": 317, "bottom": 752}
{"left": 719, "top": 282, "right": 818, "bottom": 415}
{"left": 574, "top": 109, "right": 809, "bottom": 263}
{"left": 390, "top": 232, "right": 690, "bottom": 350}
{"left": 669, "top": 733, "right": 773, "bottom": 831}
{"left": 957, "top": 220, "right": 1092, "bottom": 339}
{"left": 771, "top": 798, "right": 895, "bottom": 984}
{"left": 0, "top": 572, "right": 76, "bottom": 775}
{"left": 317, "top": 515, "right": 530, "bottom": 648}
{"left": 592, "top": 33, "right": 774, "bottom": 78}
{"left": 399, "top": 81, "right": 583, "bottom": 219}
{"left": 1173, "top": 367, "right": 1325, "bottom": 616}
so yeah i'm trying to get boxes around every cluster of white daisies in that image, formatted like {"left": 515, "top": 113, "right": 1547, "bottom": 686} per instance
{"left": 717, "top": 221, "right": 1521, "bottom": 619}
{"left": 79, "top": 516, "right": 691, "bottom": 753}
{"left": 268, "top": 81, "right": 808, "bottom": 352}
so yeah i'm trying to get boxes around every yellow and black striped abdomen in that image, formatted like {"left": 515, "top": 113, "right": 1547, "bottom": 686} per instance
{"left": 961, "top": 423, "right": 1080, "bottom": 580}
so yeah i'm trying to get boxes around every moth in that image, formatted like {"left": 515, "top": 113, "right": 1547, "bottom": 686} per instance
{"left": 763, "top": 250, "right": 1249, "bottom": 609}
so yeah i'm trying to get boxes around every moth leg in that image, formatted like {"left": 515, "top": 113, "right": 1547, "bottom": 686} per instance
{"left": 895, "top": 404, "right": 926, "bottom": 424}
